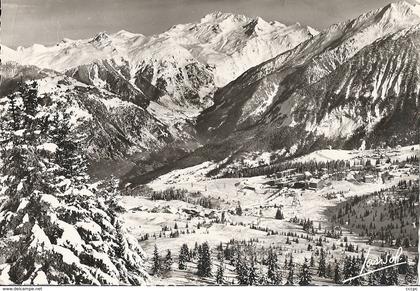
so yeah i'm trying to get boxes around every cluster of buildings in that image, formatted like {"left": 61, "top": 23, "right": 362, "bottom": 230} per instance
{"left": 264, "top": 151, "right": 418, "bottom": 192}
{"left": 265, "top": 169, "right": 324, "bottom": 190}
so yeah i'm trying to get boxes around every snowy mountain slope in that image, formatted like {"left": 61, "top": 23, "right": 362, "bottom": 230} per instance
{"left": 0, "top": 63, "right": 200, "bottom": 169}
{"left": 0, "top": 12, "right": 317, "bottom": 178}
{"left": 161, "top": 12, "right": 317, "bottom": 87}
{"left": 197, "top": 1, "right": 420, "bottom": 141}
{"left": 3, "top": 13, "right": 315, "bottom": 110}
{"left": 272, "top": 24, "right": 420, "bottom": 143}
{"left": 0, "top": 45, "right": 19, "bottom": 63}
{"left": 65, "top": 58, "right": 158, "bottom": 108}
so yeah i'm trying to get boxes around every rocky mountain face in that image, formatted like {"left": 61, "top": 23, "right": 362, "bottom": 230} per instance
{"left": 0, "top": 63, "right": 200, "bottom": 179}
{"left": 196, "top": 1, "right": 420, "bottom": 159}
{"left": 1, "top": 12, "right": 315, "bottom": 177}
{"left": 2, "top": 3, "right": 420, "bottom": 183}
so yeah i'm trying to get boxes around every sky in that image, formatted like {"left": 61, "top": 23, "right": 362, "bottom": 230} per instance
{"left": 2, "top": 0, "right": 395, "bottom": 48}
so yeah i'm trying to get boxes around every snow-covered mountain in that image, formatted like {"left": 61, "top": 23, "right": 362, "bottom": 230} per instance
{"left": 0, "top": 62, "right": 202, "bottom": 180}
{"left": 2, "top": 3, "right": 420, "bottom": 183}
{"left": 196, "top": 1, "right": 420, "bottom": 158}
{"left": 3, "top": 13, "right": 316, "bottom": 111}
{"left": 0, "top": 12, "right": 317, "bottom": 178}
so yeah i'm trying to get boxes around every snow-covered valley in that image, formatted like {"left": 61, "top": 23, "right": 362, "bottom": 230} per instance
{"left": 0, "top": 0, "right": 419, "bottom": 287}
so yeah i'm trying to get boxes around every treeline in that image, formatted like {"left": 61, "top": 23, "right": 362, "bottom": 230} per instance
{"left": 220, "top": 154, "right": 418, "bottom": 179}
{"left": 150, "top": 236, "right": 418, "bottom": 285}
{"left": 150, "top": 187, "right": 216, "bottom": 209}
{"left": 330, "top": 182, "right": 419, "bottom": 248}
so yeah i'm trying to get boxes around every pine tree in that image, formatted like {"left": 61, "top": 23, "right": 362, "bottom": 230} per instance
{"left": 318, "top": 248, "right": 326, "bottom": 277}
{"left": 257, "top": 263, "right": 268, "bottom": 285}
{"left": 49, "top": 112, "right": 87, "bottom": 180}
{"left": 152, "top": 245, "right": 162, "bottom": 276}
{"left": 275, "top": 208, "right": 284, "bottom": 220}
{"left": 298, "top": 258, "right": 312, "bottom": 286}
{"left": 386, "top": 267, "right": 398, "bottom": 285}
{"left": 197, "top": 242, "right": 212, "bottom": 277}
{"left": 349, "top": 256, "right": 363, "bottom": 285}
{"left": 367, "top": 269, "right": 377, "bottom": 286}
{"left": 334, "top": 264, "right": 341, "bottom": 284}
{"left": 248, "top": 257, "right": 258, "bottom": 285}
{"left": 286, "top": 267, "right": 294, "bottom": 285}
{"left": 310, "top": 254, "right": 315, "bottom": 267}
{"left": 379, "top": 268, "right": 387, "bottom": 285}
{"left": 0, "top": 82, "right": 148, "bottom": 285}
{"left": 163, "top": 249, "right": 173, "bottom": 274}
{"left": 326, "top": 263, "right": 332, "bottom": 278}
{"left": 405, "top": 264, "right": 416, "bottom": 285}
{"left": 236, "top": 252, "right": 249, "bottom": 285}
{"left": 216, "top": 255, "right": 225, "bottom": 285}
{"left": 342, "top": 256, "right": 352, "bottom": 282}
{"left": 236, "top": 203, "right": 243, "bottom": 216}
{"left": 266, "top": 248, "right": 281, "bottom": 285}
{"left": 286, "top": 254, "right": 294, "bottom": 285}
{"left": 178, "top": 244, "right": 189, "bottom": 270}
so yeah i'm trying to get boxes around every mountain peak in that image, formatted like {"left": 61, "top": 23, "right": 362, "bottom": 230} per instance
{"left": 387, "top": 0, "right": 420, "bottom": 14}
{"left": 114, "top": 30, "right": 140, "bottom": 39}
{"left": 89, "top": 31, "right": 111, "bottom": 48}
{"left": 91, "top": 31, "right": 110, "bottom": 42}
{"left": 1, "top": 44, "right": 19, "bottom": 63}
{"left": 201, "top": 11, "right": 250, "bottom": 24}
{"left": 243, "top": 17, "right": 273, "bottom": 36}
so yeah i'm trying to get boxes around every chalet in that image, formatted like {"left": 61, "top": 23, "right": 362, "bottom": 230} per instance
{"left": 275, "top": 180, "right": 293, "bottom": 189}
{"left": 364, "top": 174, "right": 376, "bottom": 183}
{"left": 243, "top": 186, "right": 256, "bottom": 192}
{"left": 274, "top": 168, "right": 296, "bottom": 178}
{"left": 320, "top": 167, "right": 328, "bottom": 173}
{"left": 381, "top": 172, "right": 394, "bottom": 182}
{"left": 308, "top": 178, "right": 321, "bottom": 190}
{"left": 264, "top": 180, "right": 276, "bottom": 187}
{"left": 352, "top": 164, "right": 364, "bottom": 171}
{"left": 293, "top": 181, "right": 306, "bottom": 189}
{"left": 346, "top": 173, "right": 356, "bottom": 182}
{"left": 294, "top": 173, "right": 306, "bottom": 181}
{"left": 304, "top": 171, "right": 313, "bottom": 179}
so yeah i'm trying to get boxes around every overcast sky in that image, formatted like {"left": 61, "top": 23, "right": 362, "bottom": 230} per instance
{"left": 2, "top": 0, "right": 395, "bottom": 48}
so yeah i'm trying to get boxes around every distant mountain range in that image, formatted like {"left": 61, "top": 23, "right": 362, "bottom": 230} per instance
{"left": 197, "top": 1, "right": 420, "bottom": 155}
{"left": 1, "top": 1, "right": 419, "bottom": 183}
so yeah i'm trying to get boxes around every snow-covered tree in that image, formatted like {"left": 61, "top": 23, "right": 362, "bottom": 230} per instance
{"left": 248, "top": 257, "right": 258, "bottom": 285}
{"left": 163, "top": 249, "right": 173, "bottom": 275}
{"left": 216, "top": 255, "right": 225, "bottom": 285}
{"left": 258, "top": 265, "right": 268, "bottom": 285}
{"left": 236, "top": 203, "right": 243, "bottom": 216}
{"left": 152, "top": 245, "right": 162, "bottom": 276}
{"left": 236, "top": 253, "right": 249, "bottom": 285}
{"left": 178, "top": 244, "right": 189, "bottom": 270}
{"left": 286, "top": 267, "right": 294, "bottom": 285}
{"left": 275, "top": 208, "right": 284, "bottom": 220}
{"left": 0, "top": 81, "right": 148, "bottom": 285}
{"left": 318, "top": 248, "right": 326, "bottom": 277}
{"left": 266, "top": 247, "right": 281, "bottom": 285}
{"left": 197, "top": 242, "right": 212, "bottom": 277}
{"left": 298, "top": 258, "right": 312, "bottom": 286}
{"left": 310, "top": 254, "right": 315, "bottom": 267}
{"left": 286, "top": 254, "right": 294, "bottom": 285}
{"left": 334, "top": 264, "right": 341, "bottom": 284}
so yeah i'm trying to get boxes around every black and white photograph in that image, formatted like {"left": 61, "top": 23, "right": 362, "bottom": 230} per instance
{"left": 0, "top": 0, "right": 419, "bottom": 288}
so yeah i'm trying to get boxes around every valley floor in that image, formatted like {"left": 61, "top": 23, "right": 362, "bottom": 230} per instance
{"left": 120, "top": 146, "right": 419, "bottom": 285}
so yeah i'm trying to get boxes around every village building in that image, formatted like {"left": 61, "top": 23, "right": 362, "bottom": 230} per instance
{"left": 364, "top": 174, "right": 376, "bottom": 183}
{"left": 308, "top": 178, "right": 322, "bottom": 190}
